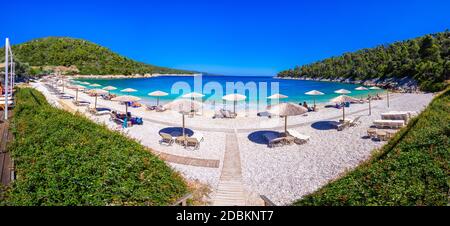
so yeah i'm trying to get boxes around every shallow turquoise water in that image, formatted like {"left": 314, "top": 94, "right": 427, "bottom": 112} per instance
{"left": 75, "top": 75, "right": 384, "bottom": 107}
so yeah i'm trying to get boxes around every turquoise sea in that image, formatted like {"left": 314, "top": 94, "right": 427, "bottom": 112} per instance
{"left": 75, "top": 75, "right": 384, "bottom": 108}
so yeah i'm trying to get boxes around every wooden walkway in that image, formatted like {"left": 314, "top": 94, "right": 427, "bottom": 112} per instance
{"left": 212, "top": 132, "right": 246, "bottom": 206}
{"left": 153, "top": 150, "right": 220, "bottom": 168}
{"left": 0, "top": 110, "right": 14, "bottom": 186}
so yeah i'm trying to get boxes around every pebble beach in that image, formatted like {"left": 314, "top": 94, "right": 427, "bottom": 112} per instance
{"left": 32, "top": 81, "right": 434, "bottom": 205}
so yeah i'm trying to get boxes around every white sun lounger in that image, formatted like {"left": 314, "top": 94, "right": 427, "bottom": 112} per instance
{"left": 0, "top": 100, "right": 14, "bottom": 106}
{"left": 381, "top": 111, "right": 411, "bottom": 121}
{"left": 0, "top": 96, "right": 13, "bottom": 101}
{"left": 159, "top": 132, "right": 175, "bottom": 146}
{"left": 191, "top": 132, "right": 204, "bottom": 142}
{"left": 373, "top": 119, "right": 405, "bottom": 129}
{"left": 287, "top": 129, "right": 310, "bottom": 145}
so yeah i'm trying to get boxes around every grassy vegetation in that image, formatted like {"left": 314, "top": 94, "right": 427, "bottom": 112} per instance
{"left": 295, "top": 88, "right": 450, "bottom": 206}
{"left": 2, "top": 37, "right": 194, "bottom": 76}
{"left": 0, "top": 88, "right": 187, "bottom": 206}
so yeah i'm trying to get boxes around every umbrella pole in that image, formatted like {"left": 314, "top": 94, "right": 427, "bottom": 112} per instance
{"left": 157, "top": 97, "right": 160, "bottom": 106}
{"left": 95, "top": 95, "right": 97, "bottom": 109}
{"left": 182, "top": 114, "right": 185, "bottom": 137}
{"left": 343, "top": 105, "right": 345, "bottom": 121}
{"left": 125, "top": 104, "right": 128, "bottom": 115}
{"left": 285, "top": 116, "right": 288, "bottom": 134}
{"left": 182, "top": 114, "right": 186, "bottom": 147}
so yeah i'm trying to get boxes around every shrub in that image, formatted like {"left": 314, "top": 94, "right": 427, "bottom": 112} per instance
{"left": 294, "top": 88, "right": 450, "bottom": 206}
{"left": 0, "top": 88, "right": 187, "bottom": 206}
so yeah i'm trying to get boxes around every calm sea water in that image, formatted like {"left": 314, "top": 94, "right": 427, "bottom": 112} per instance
{"left": 75, "top": 75, "right": 383, "bottom": 108}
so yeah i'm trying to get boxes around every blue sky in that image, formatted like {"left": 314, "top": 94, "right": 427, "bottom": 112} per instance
{"left": 2, "top": 0, "right": 449, "bottom": 76}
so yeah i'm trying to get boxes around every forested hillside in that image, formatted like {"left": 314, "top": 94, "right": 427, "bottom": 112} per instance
{"left": 1, "top": 37, "right": 193, "bottom": 76}
{"left": 278, "top": 31, "right": 450, "bottom": 92}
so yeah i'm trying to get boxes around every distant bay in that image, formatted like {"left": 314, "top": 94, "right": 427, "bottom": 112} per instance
{"left": 75, "top": 75, "right": 384, "bottom": 108}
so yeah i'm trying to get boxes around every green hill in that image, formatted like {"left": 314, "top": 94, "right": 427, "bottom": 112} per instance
{"left": 294, "top": 88, "right": 450, "bottom": 206}
{"left": 5, "top": 37, "right": 193, "bottom": 76}
{"left": 278, "top": 31, "right": 450, "bottom": 92}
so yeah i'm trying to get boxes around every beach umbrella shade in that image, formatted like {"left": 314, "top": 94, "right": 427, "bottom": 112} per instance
{"left": 163, "top": 99, "right": 202, "bottom": 140}
{"left": 148, "top": 90, "right": 169, "bottom": 106}
{"left": 268, "top": 93, "right": 288, "bottom": 104}
{"left": 88, "top": 89, "right": 108, "bottom": 109}
{"left": 103, "top": 86, "right": 117, "bottom": 95}
{"left": 72, "top": 85, "right": 85, "bottom": 102}
{"left": 268, "top": 103, "right": 308, "bottom": 134}
{"left": 111, "top": 95, "right": 141, "bottom": 114}
{"left": 355, "top": 86, "right": 368, "bottom": 91}
{"left": 305, "top": 90, "right": 325, "bottom": 107}
{"left": 182, "top": 92, "right": 205, "bottom": 99}
{"left": 222, "top": 94, "right": 247, "bottom": 114}
{"left": 121, "top": 88, "right": 138, "bottom": 93}
{"left": 355, "top": 86, "right": 369, "bottom": 99}
{"left": 355, "top": 86, "right": 370, "bottom": 115}
{"left": 334, "top": 89, "right": 351, "bottom": 95}
{"left": 370, "top": 86, "right": 389, "bottom": 108}
{"left": 90, "top": 83, "right": 102, "bottom": 87}
{"left": 182, "top": 92, "right": 205, "bottom": 112}
{"left": 330, "top": 95, "right": 359, "bottom": 121}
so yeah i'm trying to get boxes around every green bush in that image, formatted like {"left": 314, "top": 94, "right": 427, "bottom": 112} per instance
{"left": 2, "top": 37, "right": 194, "bottom": 75}
{"left": 0, "top": 88, "right": 187, "bottom": 206}
{"left": 294, "top": 88, "right": 450, "bottom": 206}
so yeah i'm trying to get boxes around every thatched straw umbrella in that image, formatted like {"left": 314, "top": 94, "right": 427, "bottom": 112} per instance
{"left": 222, "top": 94, "right": 247, "bottom": 114}
{"left": 90, "top": 83, "right": 102, "bottom": 88}
{"left": 268, "top": 103, "right": 308, "bottom": 134}
{"left": 148, "top": 90, "right": 169, "bottom": 106}
{"left": 355, "top": 86, "right": 370, "bottom": 115}
{"left": 72, "top": 85, "right": 86, "bottom": 102}
{"left": 164, "top": 99, "right": 202, "bottom": 141}
{"left": 88, "top": 89, "right": 108, "bottom": 109}
{"left": 103, "top": 86, "right": 117, "bottom": 95}
{"left": 268, "top": 93, "right": 288, "bottom": 104}
{"left": 121, "top": 88, "right": 138, "bottom": 93}
{"left": 370, "top": 86, "right": 388, "bottom": 107}
{"left": 330, "top": 95, "right": 359, "bottom": 121}
{"left": 182, "top": 92, "right": 205, "bottom": 112}
{"left": 305, "top": 90, "right": 325, "bottom": 108}
{"left": 111, "top": 95, "right": 141, "bottom": 114}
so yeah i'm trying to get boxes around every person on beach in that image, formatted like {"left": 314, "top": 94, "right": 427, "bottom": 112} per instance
{"left": 303, "top": 101, "right": 308, "bottom": 108}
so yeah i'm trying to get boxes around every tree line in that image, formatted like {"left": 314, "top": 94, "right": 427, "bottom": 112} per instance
{"left": 278, "top": 31, "right": 450, "bottom": 92}
{"left": 1, "top": 37, "right": 193, "bottom": 78}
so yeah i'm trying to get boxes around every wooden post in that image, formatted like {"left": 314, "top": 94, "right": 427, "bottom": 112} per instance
{"left": 387, "top": 90, "right": 390, "bottom": 108}
{"left": 4, "top": 38, "right": 9, "bottom": 120}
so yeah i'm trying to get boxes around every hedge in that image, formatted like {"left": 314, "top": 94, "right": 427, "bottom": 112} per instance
{"left": 0, "top": 88, "right": 187, "bottom": 206}
{"left": 295, "top": 88, "right": 450, "bottom": 206}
